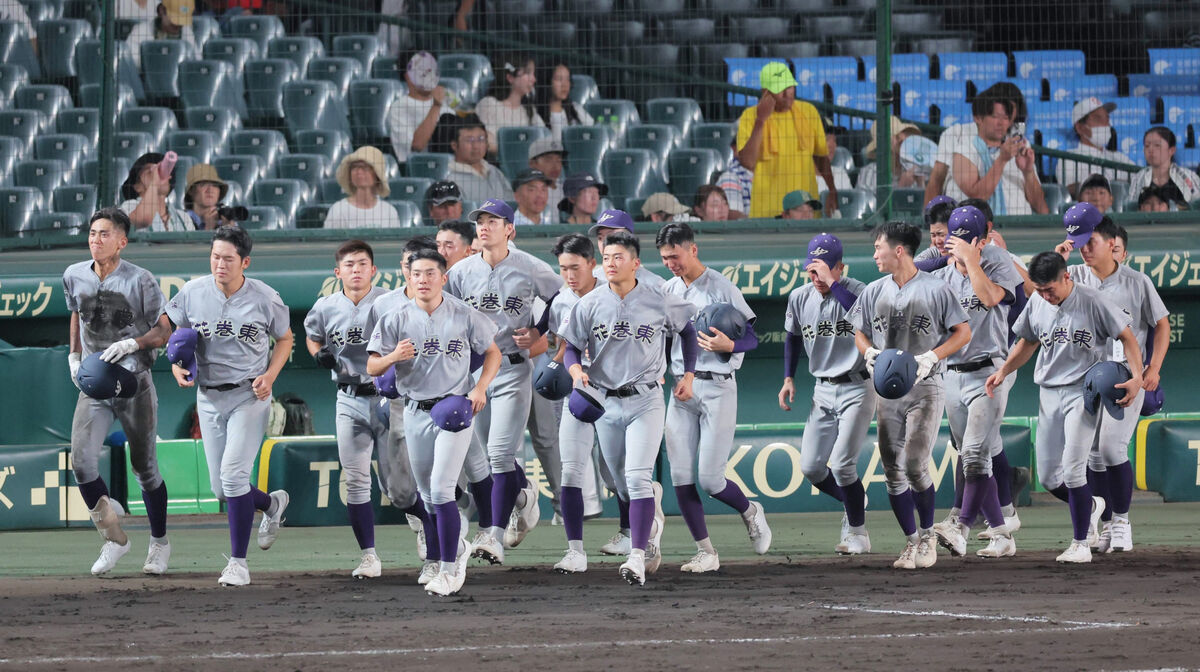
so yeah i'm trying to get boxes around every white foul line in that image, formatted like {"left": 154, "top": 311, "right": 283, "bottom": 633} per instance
{"left": 817, "top": 603, "right": 1135, "bottom": 629}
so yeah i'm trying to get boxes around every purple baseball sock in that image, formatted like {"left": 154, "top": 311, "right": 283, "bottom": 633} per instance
{"left": 1067, "top": 485, "right": 1094, "bottom": 541}
{"left": 403, "top": 499, "right": 429, "bottom": 522}
{"left": 469, "top": 477, "right": 493, "bottom": 528}
{"left": 888, "top": 489, "right": 918, "bottom": 536}
{"left": 347, "top": 502, "right": 375, "bottom": 550}
{"left": 1088, "top": 468, "right": 1113, "bottom": 522}
{"left": 812, "top": 472, "right": 845, "bottom": 502}
{"left": 711, "top": 479, "right": 751, "bottom": 514}
{"left": 434, "top": 501, "right": 461, "bottom": 562}
{"left": 979, "top": 477, "right": 1005, "bottom": 529}
{"left": 992, "top": 451, "right": 1014, "bottom": 507}
{"left": 628, "top": 497, "right": 655, "bottom": 550}
{"left": 1049, "top": 484, "right": 1070, "bottom": 503}
{"left": 424, "top": 512, "right": 442, "bottom": 562}
{"left": 78, "top": 477, "right": 109, "bottom": 510}
{"left": 250, "top": 487, "right": 272, "bottom": 511}
{"left": 491, "top": 469, "right": 521, "bottom": 531}
{"left": 843, "top": 479, "right": 866, "bottom": 527}
{"left": 959, "top": 476, "right": 984, "bottom": 525}
{"left": 227, "top": 492, "right": 255, "bottom": 558}
{"left": 514, "top": 460, "right": 528, "bottom": 489}
{"left": 953, "top": 459, "right": 965, "bottom": 509}
{"left": 1109, "top": 461, "right": 1134, "bottom": 516}
{"left": 142, "top": 482, "right": 168, "bottom": 538}
{"left": 674, "top": 484, "right": 709, "bottom": 541}
{"left": 961, "top": 476, "right": 1004, "bottom": 528}
{"left": 561, "top": 486, "right": 585, "bottom": 541}
{"left": 617, "top": 496, "right": 630, "bottom": 530}
{"left": 913, "top": 485, "right": 936, "bottom": 530}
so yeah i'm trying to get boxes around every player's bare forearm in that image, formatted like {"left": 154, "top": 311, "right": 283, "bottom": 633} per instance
{"left": 136, "top": 314, "right": 172, "bottom": 350}
{"left": 527, "top": 333, "right": 549, "bottom": 358}
{"left": 932, "top": 322, "right": 971, "bottom": 361}
{"left": 737, "top": 125, "right": 764, "bottom": 170}
{"left": 999, "top": 338, "right": 1038, "bottom": 376}
{"left": 305, "top": 337, "right": 323, "bottom": 357}
{"left": 1151, "top": 317, "right": 1170, "bottom": 372}
{"left": 475, "top": 344, "right": 502, "bottom": 391}
{"left": 264, "top": 330, "right": 294, "bottom": 381}
{"left": 1118, "top": 327, "right": 1144, "bottom": 381}
{"left": 854, "top": 330, "right": 874, "bottom": 355}
{"left": 552, "top": 339, "right": 566, "bottom": 364}
{"left": 366, "top": 352, "right": 388, "bottom": 377}
{"left": 952, "top": 154, "right": 1004, "bottom": 201}
{"left": 69, "top": 312, "right": 81, "bottom": 353}
{"left": 965, "top": 263, "right": 1006, "bottom": 308}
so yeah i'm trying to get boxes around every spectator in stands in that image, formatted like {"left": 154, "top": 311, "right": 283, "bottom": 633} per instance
{"left": 1056, "top": 96, "right": 1134, "bottom": 199}
{"left": 436, "top": 219, "right": 476, "bottom": 267}
{"left": 558, "top": 172, "right": 606, "bottom": 225}
{"left": 1078, "top": 173, "right": 1114, "bottom": 213}
{"left": 693, "top": 185, "right": 744, "bottom": 222}
{"left": 945, "top": 85, "right": 1047, "bottom": 215}
{"left": 0, "top": 1, "right": 36, "bottom": 54}
{"left": 324, "top": 146, "right": 403, "bottom": 229}
{"left": 387, "top": 51, "right": 457, "bottom": 164}
{"left": 1130, "top": 126, "right": 1200, "bottom": 208}
{"left": 425, "top": 180, "right": 463, "bottom": 226}
{"left": 857, "top": 116, "right": 928, "bottom": 192}
{"left": 117, "top": 0, "right": 159, "bottom": 20}
{"left": 641, "top": 192, "right": 698, "bottom": 223}
{"left": 925, "top": 82, "right": 1026, "bottom": 205}
{"left": 536, "top": 62, "right": 594, "bottom": 142}
{"left": 1137, "top": 185, "right": 1171, "bottom": 213}
{"left": 119, "top": 152, "right": 194, "bottom": 231}
{"left": 736, "top": 62, "right": 837, "bottom": 218}
{"left": 716, "top": 138, "right": 754, "bottom": 217}
{"left": 377, "top": 0, "right": 406, "bottom": 57}
{"left": 779, "top": 190, "right": 821, "bottom": 220}
{"left": 511, "top": 169, "right": 555, "bottom": 226}
{"left": 183, "top": 163, "right": 231, "bottom": 230}
{"left": 447, "top": 114, "right": 513, "bottom": 203}
{"left": 816, "top": 120, "right": 853, "bottom": 194}
{"left": 527, "top": 137, "right": 566, "bottom": 209}
{"left": 126, "top": 0, "right": 198, "bottom": 69}
{"left": 476, "top": 54, "right": 545, "bottom": 155}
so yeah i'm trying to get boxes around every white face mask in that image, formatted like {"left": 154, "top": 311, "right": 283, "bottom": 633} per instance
{"left": 1088, "top": 125, "right": 1112, "bottom": 147}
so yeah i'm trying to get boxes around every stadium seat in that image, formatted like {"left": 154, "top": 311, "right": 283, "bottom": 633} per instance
{"left": 792, "top": 56, "right": 858, "bottom": 91}
{"left": 900, "top": 80, "right": 965, "bottom": 123}
{"left": 0, "top": 19, "right": 41, "bottom": 81}
{"left": 828, "top": 81, "right": 876, "bottom": 130}
{"left": 438, "top": 54, "right": 494, "bottom": 105}
{"left": 0, "top": 137, "right": 22, "bottom": 184}
{"left": 52, "top": 184, "right": 97, "bottom": 220}
{"left": 79, "top": 158, "right": 133, "bottom": 201}
{"left": 213, "top": 155, "right": 265, "bottom": 193}
{"left": 277, "top": 154, "right": 330, "bottom": 190}
{"left": 35, "top": 134, "right": 89, "bottom": 173}
{"left": 833, "top": 37, "right": 890, "bottom": 60}
{"left": 559, "top": 0, "right": 614, "bottom": 19}
{"left": 192, "top": 15, "right": 218, "bottom": 52}
{"left": 806, "top": 15, "right": 859, "bottom": 37}
{"left": 562, "top": 125, "right": 612, "bottom": 177}
{"left": 761, "top": 42, "right": 820, "bottom": 60}
{"left": 662, "top": 18, "right": 715, "bottom": 43}
{"left": 1146, "top": 48, "right": 1200, "bottom": 77}
{"left": 590, "top": 19, "right": 645, "bottom": 56}
{"left": 203, "top": 38, "right": 260, "bottom": 79}
{"left": 1109, "top": 97, "right": 1152, "bottom": 126}
{"left": 938, "top": 52, "right": 1007, "bottom": 82}
{"left": 389, "top": 200, "right": 422, "bottom": 227}
{"left": 406, "top": 153, "right": 453, "bottom": 181}
{"left": 890, "top": 187, "right": 926, "bottom": 216}
{"left": 55, "top": 107, "right": 99, "bottom": 149}
{"left": 1113, "top": 122, "right": 1145, "bottom": 166}
{"left": 497, "top": 126, "right": 551, "bottom": 179}
{"left": 74, "top": 39, "right": 144, "bottom": 102}
{"left": 15, "top": 85, "right": 73, "bottom": 134}
{"left": 296, "top": 204, "right": 330, "bottom": 229}
{"left": 118, "top": 107, "right": 178, "bottom": 148}
{"left": 184, "top": 107, "right": 241, "bottom": 153}
{"left": 388, "top": 177, "right": 434, "bottom": 206}
{"left": 1159, "top": 95, "right": 1200, "bottom": 126}
{"left": 178, "top": 60, "right": 247, "bottom": 120}
{"left": 966, "top": 78, "right": 1042, "bottom": 107}
{"left": 307, "top": 57, "right": 363, "bottom": 98}
{"left": 889, "top": 10, "right": 942, "bottom": 37}
{"left": 1034, "top": 129, "right": 1070, "bottom": 177}
{"left": 36, "top": 18, "right": 92, "bottom": 80}
{"left": 862, "top": 54, "right": 931, "bottom": 84}
{"left": 688, "top": 122, "right": 736, "bottom": 168}
{"left": 347, "top": 78, "right": 401, "bottom": 147}
{"left": 584, "top": 100, "right": 641, "bottom": 148}
{"left": 1176, "top": 147, "right": 1200, "bottom": 172}
{"left": 529, "top": 19, "right": 578, "bottom": 51}
{"left": 30, "top": 212, "right": 84, "bottom": 235}
{"left": 317, "top": 177, "right": 344, "bottom": 203}
{"left": 294, "top": 129, "right": 353, "bottom": 170}
{"left": 692, "top": 43, "right": 749, "bottom": 92}
{"left": 0, "top": 187, "right": 43, "bottom": 237}
{"left": 830, "top": 145, "right": 854, "bottom": 174}
{"left": 1027, "top": 101, "right": 1075, "bottom": 133}
{"left": 914, "top": 36, "right": 975, "bottom": 56}
{"left": 667, "top": 148, "right": 722, "bottom": 201}
{"left": 250, "top": 178, "right": 309, "bottom": 222}
{"left": 282, "top": 80, "right": 351, "bottom": 141}
{"left": 646, "top": 98, "right": 703, "bottom": 143}
{"left": 229, "top": 129, "right": 289, "bottom": 178}
{"left": 371, "top": 56, "right": 400, "bottom": 80}
{"left": 1109, "top": 180, "right": 1130, "bottom": 213}
{"left": 141, "top": 40, "right": 190, "bottom": 100}
{"left": 227, "top": 14, "right": 285, "bottom": 55}
{"left": 0, "top": 110, "right": 45, "bottom": 158}
{"left": 1041, "top": 182, "right": 1070, "bottom": 214}
{"left": 111, "top": 130, "right": 156, "bottom": 163}
{"left": 1012, "top": 50, "right": 1085, "bottom": 80}
{"left": 1127, "top": 74, "right": 1200, "bottom": 101}
{"left": 821, "top": 187, "right": 871, "bottom": 219}
{"left": 15, "top": 160, "right": 71, "bottom": 200}
{"left": 0, "top": 63, "right": 28, "bottom": 108}
{"left": 627, "top": 124, "right": 680, "bottom": 183}
{"left": 1047, "top": 75, "right": 1118, "bottom": 104}
{"left": 243, "top": 205, "right": 287, "bottom": 230}
{"left": 21, "top": 0, "right": 59, "bottom": 23}
{"left": 166, "top": 130, "right": 218, "bottom": 164}
{"left": 268, "top": 37, "right": 325, "bottom": 75}
{"left": 78, "top": 82, "right": 136, "bottom": 112}
{"left": 569, "top": 73, "right": 598, "bottom": 108}
{"left": 332, "top": 34, "right": 382, "bottom": 75}
{"left": 244, "top": 58, "right": 300, "bottom": 126}
{"left": 934, "top": 102, "right": 972, "bottom": 127}
{"left": 601, "top": 148, "right": 663, "bottom": 200}
{"left": 623, "top": 44, "right": 683, "bottom": 98}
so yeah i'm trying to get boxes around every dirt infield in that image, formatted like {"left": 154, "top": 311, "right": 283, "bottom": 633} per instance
{"left": 3, "top": 546, "right": 1199, "bottom": 672}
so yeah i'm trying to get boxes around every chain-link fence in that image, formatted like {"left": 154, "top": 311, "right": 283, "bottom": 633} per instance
{"left": 1, "top": 0, "right": 1198, "bottom": 238}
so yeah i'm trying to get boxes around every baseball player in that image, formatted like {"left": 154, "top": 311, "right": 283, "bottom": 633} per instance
{"left": 561, "top": 229, "right": 699, "bottom": 585}
{"left": 985, "top": 251, "right": 1142, "bottom": 563}
{"left": 929, "top": 206, "right": 1023, "bottom": 559}
{"left": 445, "top": 199, "right": 562, "bottom": 565}
{"left": 848, "top": 221, "right": 971, "bottom": 570}
{"left": 913, "top": 196, "right": 954, "bottom": 264}
{"left": 658, "top": 222, "right": 771, "bottom": 572}
{"left": 436, "top": 220, "right": 476, "bottom": 268}
{"left": 778, "top": 232, "right": 877, "bottom": 555}
{"left": 590, "top": 210, "right": 665, "bottom": 289}
{"left": 304, "top": 240, "right": 392, "bottom": 578}
{"left": 64, "top": 207, "right": 173, "bottom": 576}
{"left": 165, "top": 225, "right": 293, "bottom": 586}
{"left": 1055, "top": 206, "right": 1168, "bottom": 552}
{"left": 367, "top": 247, "right": 503, "bottom": 596}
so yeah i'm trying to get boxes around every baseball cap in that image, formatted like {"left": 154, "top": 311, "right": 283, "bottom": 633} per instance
{"left": 528, "top": 136, "right": 567, "bottom": 161}
{"left": 759, "top": 61, "right": 797, "bottom": 95}
{"left": 468, "top": 198, "right": 514, "bottom": 223}
{"left": 1079, "top": 173, "right": 1112, "bottom": 195}
{"left": 588, "top": 209, "right": 635, "bottom": 236}
{"left": 162, "top": 0, "right": 194, "bottom": 27}
{"left": 806, "top": 232, "right": 843, "bottom": 266}
{"left": 640, "top": 192, "right": 689, "bottom": 217}
{"left": 558, "top": 172, "right": 608, "bottom": 211}
{"left": 511, "top": 168, "right": 554, "bottom": 191}
{"left": 406, "top": 51, "right": 439, "bottom": 91}
{"left": 430, "top": 395, "right": 473, "bottom": 432}
{"left": 783, "top": 190, "right": 822, "bottom": 213}
{"left": 1062, "top": 202, "right": 1102, "bottom": 247}
{"left": 568, "top": 387, "right": 605, "bottom": 423}
{"left": 924, "top": 195, "right": 955, "bottom": 214}
{"left": 425, "top": 180, "right": 461, "bottom": 206}
{"left": 947, "top": 205, "right": 986, "bottom": 243}
{"left": 1071, "top": 96, "right": 1117, "bottom": 125}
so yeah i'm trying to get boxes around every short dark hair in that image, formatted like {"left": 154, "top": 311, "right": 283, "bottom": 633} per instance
{"left": 958, "top": 197, "right": 994, "bottom": 224}
{"left": 986, "top": 81, "right": 1027, "bottom": 122}
{"left": 1094, "top": 217, "right": 1121, "bottom": 241}
{"left": 336, "top": 239, "right": 374, "bottom": 264}
{"left": 1028, "top": 251, "right": 1067, "bottom": 285}
{"left": 925, "top": 202, "right": 955, "bottom": 227}
{"left": 406, "top": 247, "right": 447, "bottom": 273}
{"left": 872, "top": 220, "right": 921, "bottom": 258}
{"left": 552, "top": 233, "right": 594, "bottom": 258}
{"left": 212, "top": 224, "right": 252, "bottom": 258}
{"left": 403, "top": 236, "right": 438, "bottom": 256}
{"left": 1115, "top": 224, "right": 1129, "bottom": 250}
{"left": 692, "top": 185, "right": 727, "bottom": 209}
{"left": 89, "top": 207, "right": 131, "bottom": 236}
{"left": 971, "top": 83, "right": 1018, "bottom": 121}
{"left": 450, "top": 113, "right": 486, "bottom": 144}
{"left": 655, "top": 222, "right": 695, "bottom": 249}
{"left": 438, "top": 219, "right": 475, "bottom": 245}
{"left": 603, "top": 230, "right": 640, "bottom": 258}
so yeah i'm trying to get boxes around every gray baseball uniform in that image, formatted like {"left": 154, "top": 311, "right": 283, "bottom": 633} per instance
{"left": 786, "top": 277, "right": 877, "bottom": 487}
{"left": 63, "top": 259, "right": 166, "bottom": 492}
{"left": 165, "top": 275, "right": 290, "bottom": 499}
{"left": 305, "top": 286, "right": 389, "bottom": 507}
{"left": 848, "top": 271, "right": 969, "bottom": 494}
{"left": 363, "top": 287, "right": 419, "bottom": 509}
{"left": 1011, "top": 284, "right": 1127, "bottom": 490}
{"left": 663, "top": 268, "right": 755, "bottom": 495}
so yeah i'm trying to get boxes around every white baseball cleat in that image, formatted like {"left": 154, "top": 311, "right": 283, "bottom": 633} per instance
{"left": 600, "top": 531, "right": 631, "bottom": 556}
{"left": 680, "top": 549, "right": 720, "bottom": 573}
{"left": 218, "top": 557, "right": 250, "bottom": 586}
{"left": 1085, "top": 496, "right": 1105, "bottom": 548}
{"left": 835, "top": 531, "right": 871, "bottom": 555}
{"left": 619, "top": 552, "right": 646, "bottom": 586}
{"left": 408, "top": 514, "right": 427, "bottom": 561}
{"left": 429, "top": 539, "right": 470, "bottom": 595}
{"left": 454, "top": 538, "right": 470, "bottom": 580}
{"left": 838, "top": 514, "right": 850, "bottom": 548}
{"left": 471, "top": 533, "right": 504, "bottom": 565}
{"left": 976, "top": 530, "right": 1016, "bottom": 558}
{"left": 977, "top": 512, "right": 1022, "bottom": 540}
{"left": 742, "top": 501, "right": 772, "bottom": 554}
{"left": 914, "top": 532, "right": 938, "bottom": 568}
{"left": 931, "top": 511, "right": 958, "bottom": 537}
{"left": 1056, "top": 540, "right": 1092, "bottom": 563}
{"left": 417, "top": 560, "right": 439, "bottom": 585}
{"left": 504, "top": 485, "right": 541, "bottom": 548}
{"left": 554, "top": 548, "right": 588, "bottom": 574}
{"left": 424, "top": 572, "right": 455, "bottom": 596}
{"left": 91, "top": 539, "right": 131, "bottom": 576}
{"left": 651, "top": 481, "right": 665, "bottom": 537}
{"left": 1109, "top": 517, "right": 1132, "bottom": 552}
{"left": 257, "top": 490, "right": 289, "bottom": 550}
{"left": 1093, "top": 521, "right": 1112, "bottom": 553}
{"left": 89, "top": 496, "right": 129, "bottom": 546}
{"left": 893, "top": 541, "right": 917, "bottom": 569}
{"left": 142, "top": 540, "right": 171, "bottom": 575}
{"left": 352, "top": 551, "right": 381, "bottom": 579}
{"left": 935, "top": 521, "right": 968, "bottom": 557}
{"left": 645, "top": 492, "right": 665, "bottom": 574}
